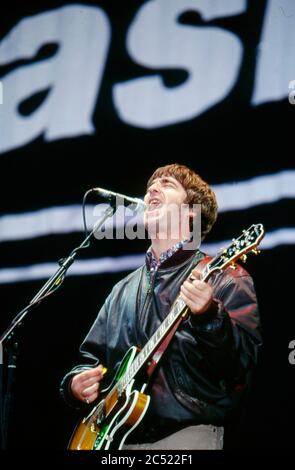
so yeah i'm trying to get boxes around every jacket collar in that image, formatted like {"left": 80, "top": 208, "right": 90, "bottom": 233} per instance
{"left": 146, "top": 240, "right": 200, "bottom": 272}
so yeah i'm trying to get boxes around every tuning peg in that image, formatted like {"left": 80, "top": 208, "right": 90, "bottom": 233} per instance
{"left": 229, "top": 263, "right": 237, "bottom": 270}
{"left": 252, "top": 249, "right": 261, "bottom": 255}
{"left": 240, "top": 254, "right": 247, "bottom": 263}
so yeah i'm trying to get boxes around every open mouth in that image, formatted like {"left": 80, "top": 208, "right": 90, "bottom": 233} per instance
{"left": 147, "top": 198, "right": 163, "bottom": 211}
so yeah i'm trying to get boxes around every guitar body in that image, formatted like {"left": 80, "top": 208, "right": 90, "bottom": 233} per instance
{"left": 68, "top": 346, "right": 150, "bottom": 450}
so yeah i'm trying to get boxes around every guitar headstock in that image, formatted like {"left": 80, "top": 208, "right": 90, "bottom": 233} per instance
{"left": 208, "top": 224, "right": 265, "bottom": 273}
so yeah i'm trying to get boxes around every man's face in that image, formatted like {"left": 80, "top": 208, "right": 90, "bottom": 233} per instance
{"left": 144, "top": 175, "right": 190, "bottom": 239}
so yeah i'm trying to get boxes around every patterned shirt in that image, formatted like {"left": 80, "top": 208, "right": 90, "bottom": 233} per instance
{"left": 146, "top": 239, "right": 190, "bottom": 278}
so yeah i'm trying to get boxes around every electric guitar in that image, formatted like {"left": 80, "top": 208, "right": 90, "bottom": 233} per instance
{"left": 68, "top": 223, "right": 265, "bottom": 450}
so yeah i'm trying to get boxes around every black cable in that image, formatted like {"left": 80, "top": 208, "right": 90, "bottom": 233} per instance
{"left": 29, "top": 189, "right": 94, "bottom": 304}
{"left": 81, "top": 189, "right": 94, "bottom": 250}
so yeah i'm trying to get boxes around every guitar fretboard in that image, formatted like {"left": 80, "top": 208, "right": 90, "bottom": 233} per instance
{"left": 117, "top": 295, "right": 188, "bottom": 394}
{"left": 116, "top": 263, "right": 212, "bottom": 395}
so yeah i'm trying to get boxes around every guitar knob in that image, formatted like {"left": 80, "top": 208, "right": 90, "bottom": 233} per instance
{"left": 252, "top": 249, "right": 260, "bottom": 255}
{"left": 240, "top": 254, "right": 247, "bottom": 263}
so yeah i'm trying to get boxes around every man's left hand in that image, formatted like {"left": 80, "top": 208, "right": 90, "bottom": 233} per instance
{"left": 180, "top": 268, "right": 213, "bottom": 315}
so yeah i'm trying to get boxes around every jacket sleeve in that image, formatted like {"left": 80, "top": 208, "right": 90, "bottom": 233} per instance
{"left": 59, "top": 293, "right": 111, "bottom": 409}
{"left": 188, "top": 266, "right": 262, "bottom": 383}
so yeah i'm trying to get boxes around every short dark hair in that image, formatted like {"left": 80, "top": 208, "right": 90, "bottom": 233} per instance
{"left": 147, "top": 163, "right": 218, "bottom": 240}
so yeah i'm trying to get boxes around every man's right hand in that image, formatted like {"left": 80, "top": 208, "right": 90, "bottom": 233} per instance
{"left": 70, "top": 365, "right": 104, "bottom": 404}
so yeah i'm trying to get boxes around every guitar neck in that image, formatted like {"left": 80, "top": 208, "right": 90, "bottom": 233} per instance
{"left": 100, "top": 224, "right": 264, "bottom": 419}
{"left": 117, "top": 261, "right": 211, "bottom": 394}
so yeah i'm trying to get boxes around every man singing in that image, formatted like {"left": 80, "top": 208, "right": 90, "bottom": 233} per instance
{"left": 60, "top": 164, "right": 262, "bottom": 450}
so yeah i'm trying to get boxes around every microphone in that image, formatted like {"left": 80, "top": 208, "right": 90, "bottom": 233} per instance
{"left": 92, "top": 187, "right": 145, "bottom": 210}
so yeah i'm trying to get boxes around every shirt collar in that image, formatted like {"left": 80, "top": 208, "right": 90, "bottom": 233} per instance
{"left": 146, "top": 239, "right": 191, "bottom": 273}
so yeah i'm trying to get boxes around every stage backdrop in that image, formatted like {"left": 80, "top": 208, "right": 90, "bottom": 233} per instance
{"left": 0, "top": 0, "right": 294, "bottom": 449}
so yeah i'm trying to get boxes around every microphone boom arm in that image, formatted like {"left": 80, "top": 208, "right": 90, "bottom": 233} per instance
{"left": 0, "top": 202, "right": 115, "bottom": 344}
{"left": 0, "top": 200, "right": 116, "bottom": 449}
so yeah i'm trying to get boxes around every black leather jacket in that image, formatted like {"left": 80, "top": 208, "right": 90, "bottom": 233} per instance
{"left": 60, "top": 248, "right": 262, "bottom": 436}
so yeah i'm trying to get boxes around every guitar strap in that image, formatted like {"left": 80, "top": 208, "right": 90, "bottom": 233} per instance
{"left": 146, "top": 255, "right": 212, "bottom": 378}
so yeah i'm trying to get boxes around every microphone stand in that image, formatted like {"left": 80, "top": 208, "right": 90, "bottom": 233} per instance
{"left": 0, "top": 202, "right": 116, "bottom": 449}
